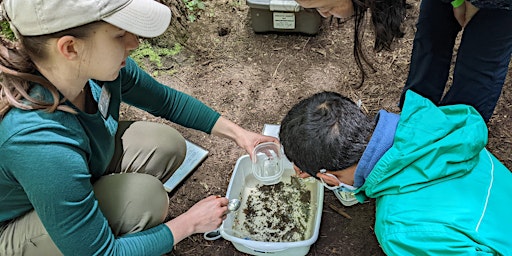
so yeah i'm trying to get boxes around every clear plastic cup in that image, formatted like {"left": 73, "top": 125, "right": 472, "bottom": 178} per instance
{"left": 252, "top": 142, "right": 284, "bottom": 185}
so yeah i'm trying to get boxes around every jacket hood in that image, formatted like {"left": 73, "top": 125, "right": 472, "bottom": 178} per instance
{"left": 356, "top": 91, "right": 488, "bottom": 200}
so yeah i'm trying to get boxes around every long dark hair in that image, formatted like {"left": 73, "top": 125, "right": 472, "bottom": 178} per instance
{"left": 350, "top": 0, "right": 408, "bottom": 87}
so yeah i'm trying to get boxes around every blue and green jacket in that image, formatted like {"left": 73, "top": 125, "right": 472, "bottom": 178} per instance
{"left": 355, "top": 91, "right": 511, "bottom": 255}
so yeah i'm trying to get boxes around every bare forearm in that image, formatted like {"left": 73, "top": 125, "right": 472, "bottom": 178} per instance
{"left": 211, "top": 116, "right": 280, "bottom": 158}
{"left": 165, "top": 214, "right": 194, "bottom": 245}
{"left": 210, "top": 116, "right": 244, "bottom": 141}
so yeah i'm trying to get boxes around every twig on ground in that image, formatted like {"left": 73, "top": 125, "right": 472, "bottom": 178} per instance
{"left": 328, "top": 203, "right": 352, "bottom": 219}
{"left": 302, "top": 37, "right": 311, "bottom": 51}
{"left": 272, "top": 58, "right": 285, "bottom": 78}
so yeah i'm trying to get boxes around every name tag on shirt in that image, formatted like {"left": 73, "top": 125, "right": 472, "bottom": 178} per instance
{"left": 98, "top": 86, "right": 111, "bottom": 119}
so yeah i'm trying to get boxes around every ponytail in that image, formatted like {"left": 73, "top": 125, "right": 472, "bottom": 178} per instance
{"left": 370, "top": 0, "right": 407, "bottom": 51}
{"left": 0, "top": 37, "right": 73, "bottom": 118}
{"left": 350, "top": 0, "right": 408, "bottom": 87}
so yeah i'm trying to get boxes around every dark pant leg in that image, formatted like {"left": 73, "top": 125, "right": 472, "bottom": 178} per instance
{"left": 399, "top": 0, "right": 462, "bottom": 107}
{"left": 441, "top": 9, "right": 512, "bottom": 122}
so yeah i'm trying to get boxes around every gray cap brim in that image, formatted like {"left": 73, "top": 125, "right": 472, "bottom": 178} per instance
{"left": 102, "top": 0, "right": 172, "bottom": 38}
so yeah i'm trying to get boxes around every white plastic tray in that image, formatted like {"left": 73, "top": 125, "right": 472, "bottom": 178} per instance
{"left": 221, "top": 155, "right": 324, "bottom": 256}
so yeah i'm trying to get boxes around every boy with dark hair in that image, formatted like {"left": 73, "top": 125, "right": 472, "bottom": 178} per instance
{"left": 279, "top": 90, "right": 512, "bottom": 255}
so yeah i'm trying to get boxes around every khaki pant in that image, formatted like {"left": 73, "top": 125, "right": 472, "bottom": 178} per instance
{"left": 0, "top": 121, "right": 186, "bottom": 255}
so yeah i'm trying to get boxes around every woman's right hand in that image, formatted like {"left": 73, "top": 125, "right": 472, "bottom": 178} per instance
{"left": 165, "top": 195, "right": 228, "bottom": 245}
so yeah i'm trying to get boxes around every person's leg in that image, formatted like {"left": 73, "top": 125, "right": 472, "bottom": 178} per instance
{"left": 106, "top": 121, "right": 187, "bottom": 182}
{"left": 0, "top": 121, "right": 187, "bottom": 255}
{"left": 98, "top": 121, "right": 187, "bottom": 234}
{"left": 98, "top": 121, "right": 187, "bottom": 235}
{"left": 0, "top": 174, "right": 169, "bottom": 255}
{"left": 0, "top": 211, "right": 62, "bottom": 256}
{"left": 440, "top": 9, "right": 512, "bottom": 122}
{"left": 398, "top": 0, "right": 462, "bottom": 108}
{"left": 93, "top": 173, "right": 170, "bottom": 236}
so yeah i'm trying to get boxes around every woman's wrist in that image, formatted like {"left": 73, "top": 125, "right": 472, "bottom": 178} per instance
{"left": 165, "top": 214, "right": 195, "bottom": 245}
{"left": 211, "top": 116, "right": 243, "bottom": 142}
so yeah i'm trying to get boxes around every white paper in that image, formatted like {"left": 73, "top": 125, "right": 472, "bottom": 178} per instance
{"left": 163, "top": 140, "right": 208, "bottom": 192}
{"left": 262, "top": 124, "right": 281, "bottom": 139}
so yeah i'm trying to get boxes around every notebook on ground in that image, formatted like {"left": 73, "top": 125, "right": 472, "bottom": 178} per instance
{"left": 163, "top": 139, "right": 208, "bottom": 192}
{"left": 262, "top": 123, "right": 280, "bottom": 138}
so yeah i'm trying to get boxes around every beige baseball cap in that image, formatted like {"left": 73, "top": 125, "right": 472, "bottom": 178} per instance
{"left": 1, "top": 0, "right": 172, "bottom": 38}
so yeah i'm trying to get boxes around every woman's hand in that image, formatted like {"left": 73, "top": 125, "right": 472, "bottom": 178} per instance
{"left": 211, "top": 116, "right": 280, "bottom": 160}
{"left": 183, "top": 196, "right": 228, "bottom": 233}
{"left": 453, "top": 1, "right": 479, "bottom": 27}
{"left": 165, "top": 196, "right": 228, "bottom": 245}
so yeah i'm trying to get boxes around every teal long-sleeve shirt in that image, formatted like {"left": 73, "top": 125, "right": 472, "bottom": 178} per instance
{"left": 0, "top": 58, "right": 221, "bottom": 255}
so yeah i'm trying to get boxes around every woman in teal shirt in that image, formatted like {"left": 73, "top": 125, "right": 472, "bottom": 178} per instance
{"left": 0, "top": 0, "right": 278, "bottom": 255}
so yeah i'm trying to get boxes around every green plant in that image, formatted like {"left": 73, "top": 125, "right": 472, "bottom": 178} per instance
{"left": 230, "top": 0, "right": 244, "bottom": 8}
{"left": 183, "top": 0, "right": 205, "bottom": 22}
{"left": 0, "top": 21, "right": 16, "bottom": 41}
{"left": 130, "top": 41, "right": 182, "bottom": 73}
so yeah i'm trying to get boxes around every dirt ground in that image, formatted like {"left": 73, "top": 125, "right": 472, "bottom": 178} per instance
{"left": 121, "top": 0, "right": 512, "bottom": 255}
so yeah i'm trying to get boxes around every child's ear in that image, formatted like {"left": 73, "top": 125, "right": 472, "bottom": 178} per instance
{"left": 56, "top": 36, "right": 80, "bottom": 60}
{"left": 293, "top": 165, "right": 312, "bottom": 178}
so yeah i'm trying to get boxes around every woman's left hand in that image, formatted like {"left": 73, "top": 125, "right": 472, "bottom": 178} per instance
{"left": 211, "top": 116, "right": 280, "bottom": 160}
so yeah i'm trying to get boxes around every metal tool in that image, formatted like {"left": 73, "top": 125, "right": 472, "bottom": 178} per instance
{"left": 227, "top": 198, "right": 241, "bottom": 212}
{"left": 203, "top": 198, "right": 241, "bottom": 241}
